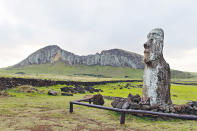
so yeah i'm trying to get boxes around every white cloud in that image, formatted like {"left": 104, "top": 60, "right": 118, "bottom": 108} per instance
{"left": 0, "top": 0, "right": 197, "bottom": 72}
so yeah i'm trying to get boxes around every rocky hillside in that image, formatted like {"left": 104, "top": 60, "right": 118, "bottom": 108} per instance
{"left": 14, "top": 45, "right": 144, "bottom": 69}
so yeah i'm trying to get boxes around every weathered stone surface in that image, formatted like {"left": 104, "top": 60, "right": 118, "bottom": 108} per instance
{"left": 61, "top": 93, "right": 73, "bottom": 96}
{"left": 60, "top": 86, "right": 103, "bottom": 94}
{"left": 130, "top": 103, "right": 140, "bottom": 109}
{"left": 0, "top": 77, "right": 138, "bottom": 91}
{"left": 93, "top": 94, "right": 104, "bottom": 105}
{"left": 13, "top": 45, "right": 144, "bottom": 69}
{"left": 111, "top": 94, "right": 197, "bottom": 115}
{"left": 141, "top": 105, "right": 151, "bottom": 110}
{"left": 122, "top": 102, "right": 130, "bottom": 109}
{"left": 48, "top": 90, "right": 58, "bottom": 96}
{"left": 142, "top": 28, "right": 172, "bottom": 105}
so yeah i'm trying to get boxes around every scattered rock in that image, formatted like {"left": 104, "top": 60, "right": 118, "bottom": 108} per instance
{"left": 61, "top": 93, "right": 73, "bottom": 96}
{"left": 122, "top": 102, "right": 130, "bottom": 109}
{"left": 111, "top": 98, "right": 121, "bottom": 107}
{"left": 0, "top": 91, "right": 9, "bottom": 96}
{"left": 111, "top": 93, "right": 197, "bottom": 116}
{"left": 141, "top": 105, "right": 151, "bottom": 110}
{"left": 60, "top": 86, "right": 103, "bottom": 94}
{"left": 130, "top": 103, "right": 140, "bottom": 109}
{"left": 173, "top": 94, "right": 177, "bottom": 97}
{"left": 93, "top": 94, "right": 104, "bottom": 105}
{"left": 48, "top": 90, "right": 58, "bottom": 96}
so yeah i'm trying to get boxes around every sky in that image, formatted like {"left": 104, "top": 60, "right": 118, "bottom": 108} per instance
{"left": 0, "top": 0, "right": 197, "bottom": 72}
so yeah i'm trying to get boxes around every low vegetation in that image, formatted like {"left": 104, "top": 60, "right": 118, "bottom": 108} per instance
{"left": 0, "top": 82, "right": 197, "bottom": 130}
{"left": 1, "top": 62, "right": 197, "bottom": 81}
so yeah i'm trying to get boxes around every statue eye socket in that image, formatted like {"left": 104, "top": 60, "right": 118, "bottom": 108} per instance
{"left": 144, "top": 43, "right": 149, "bottom": 48}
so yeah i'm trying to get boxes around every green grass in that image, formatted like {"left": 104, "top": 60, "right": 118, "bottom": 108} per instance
{"left": 0, "top": 82, "right": 197, "bottom": 130}
{"left": 1, "top": 62, "right": 197, "bottom": 81}
{"left": 2, "top": 62, "right": 143, "bottom": 79}
{"left": 94, "top": 82, "right": 142, "bottom": 97}
{"left": 93, "top": 82, "right": 197, "bottom": 105}
{"left": 0, "top": 62, "right": 143, "bottom": 81}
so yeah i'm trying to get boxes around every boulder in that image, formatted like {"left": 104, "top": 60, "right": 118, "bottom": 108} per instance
{"left": 61, "top": 93, "right": 73, "bottom": 96}
{"left": 48, "top": 90, "right": 58, "bottom": 96}
{"left": 130, "top": 103, "right": 140, "bottom": 109}
{"left": 111, "top": 98, "right": 121, "bottom": 108}
{"left": 93, "top": 94, "right": 104, "bottom": 105}
{"left": 122, "top": 102, "right": 130, "bottom": 109}
{"left": 141, "top": 105, "right": 151, "bottom": 110}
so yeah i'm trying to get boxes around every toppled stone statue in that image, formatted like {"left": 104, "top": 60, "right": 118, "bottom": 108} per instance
{"left": 142, "top": 28, "right": 172, "bottom": 105}
{"left": 111, "top": 94, "right": 197, "bottom": 115}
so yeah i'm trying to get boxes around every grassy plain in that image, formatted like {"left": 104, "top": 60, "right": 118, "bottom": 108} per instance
{"left": 0, "top": 82, "right": 197, "bottom": 131}
{"left": 0, "top": 63, "right": 143, "bottom": 80}
{"left": 1, "top": 62, "right": 197, "bottom": 81}
{"left": 0, "top": 63, "right": 197, "bottom": 130}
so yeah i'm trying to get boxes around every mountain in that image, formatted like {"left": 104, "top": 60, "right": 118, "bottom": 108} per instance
{"left": 14, "top": 45, "right": 145, "bottom": 69}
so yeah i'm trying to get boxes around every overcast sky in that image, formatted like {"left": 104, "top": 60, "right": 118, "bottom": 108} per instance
{"left": 0, "top": 0, "right": 197, "bottom": 72}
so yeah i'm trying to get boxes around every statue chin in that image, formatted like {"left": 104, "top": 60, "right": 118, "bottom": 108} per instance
{"left": 144, "top": 58, "right": 152, "bottom": 65}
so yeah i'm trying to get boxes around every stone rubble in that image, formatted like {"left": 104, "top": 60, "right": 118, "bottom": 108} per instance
{"left": 60, "top": 86, "right": 103, "bottom": 95}
{"left": 111, "top": 93, "right": 197, "bottom": 115}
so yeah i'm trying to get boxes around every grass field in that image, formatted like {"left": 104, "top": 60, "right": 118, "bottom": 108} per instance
{"left": 0, "top": 62, "right": 143, "bottom": 79}
{"left": 0, "top": 82, "right": 197, "bottom": 131}
{"left": 1, "top": 62, "right": 197, "bottom": 82}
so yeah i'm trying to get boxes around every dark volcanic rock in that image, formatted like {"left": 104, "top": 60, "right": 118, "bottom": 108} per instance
{"left": 61, "top": 93, "right": 73, "bottom": 96}
{"left": 130, "top": 103, "right": 141, "bottom": 109}
{"left": 111, "top": 93, "right": 197, "bottom": 116}
{"left": 141, "top": 105, "right": 151, "bottom": 110}
{"left": 60, "top": 86, "right": 103, "bottom": 94}
{"left": 93, "top": 94, "right": 104, "bottom": 105}
{"left": 0, "top": 77, "right": 141, "bottom": 91}
{"left": 122, "top": 102, "right": 130, "bottom": 109}
{"left": 48, "top": 90, "right": 58, "bottom": 96}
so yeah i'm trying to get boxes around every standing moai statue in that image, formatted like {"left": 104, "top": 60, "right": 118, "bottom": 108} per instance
{"left": 142, "top": 28, "right": 172, "bottom": 105}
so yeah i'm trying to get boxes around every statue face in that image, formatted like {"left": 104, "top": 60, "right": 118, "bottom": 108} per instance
{"left": 144, "top": 28, "right": 164, "bottom": 64}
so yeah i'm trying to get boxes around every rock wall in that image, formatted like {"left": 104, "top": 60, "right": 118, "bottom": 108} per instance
{"left": 14, "top": 45, "right": 144, "bottom": 69}
{"left": 0, "top": 77, "right": 141, "bottom": 91}
{"left": 111, "top": 94, "right": 197, "bottom": 116}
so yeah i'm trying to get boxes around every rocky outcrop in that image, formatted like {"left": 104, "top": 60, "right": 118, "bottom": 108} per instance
{"left": 13, "top": 45, "right": 144, "bottom": 69}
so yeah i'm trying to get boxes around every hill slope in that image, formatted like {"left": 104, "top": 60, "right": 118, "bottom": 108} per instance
{"left": 2, "top": 62, "right": 197, "bottom": 81}
{"left": 5, "top": 62, "right": 143, "bottom": 79}
{"left": 14, "top": 45, "right": 144, "bottom": 69}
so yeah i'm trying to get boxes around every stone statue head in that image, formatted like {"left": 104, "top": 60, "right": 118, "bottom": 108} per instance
{"left": 144, "top": 28, "right": 164, "bottom": 64}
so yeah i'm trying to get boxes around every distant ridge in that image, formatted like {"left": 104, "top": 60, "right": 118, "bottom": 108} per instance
{"left": 13, "top": 45, "right": 145, "bottom": 69}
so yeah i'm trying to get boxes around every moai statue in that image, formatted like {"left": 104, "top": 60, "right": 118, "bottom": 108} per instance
{"left": 142, "top": 28, "right": 172, "bottom": 105}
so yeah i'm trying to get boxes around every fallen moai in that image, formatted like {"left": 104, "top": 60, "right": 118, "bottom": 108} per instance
{"left": 111, "top": 93, "right": 197, "bottom": 116}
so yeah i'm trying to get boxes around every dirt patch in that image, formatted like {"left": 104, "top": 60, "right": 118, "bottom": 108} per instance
{"left": 72, "top": 124, "right": 86, "bottom": 131}
{"left": 0, "top": 91, "right": 9, "bottom": 97}
{"left": 31, "top": 125, "right": 52, "bottom": 131}
{"left": 89, "top": 128, "right": 116, "bottom": 131}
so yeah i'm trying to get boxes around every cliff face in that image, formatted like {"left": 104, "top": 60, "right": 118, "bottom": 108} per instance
{"left": 14, "top": 45, "right": 144, "bottom": 69}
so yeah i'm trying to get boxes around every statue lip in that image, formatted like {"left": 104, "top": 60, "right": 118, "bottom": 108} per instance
{"left": 144, "top": 49, "right": 149, "bottom": 53}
